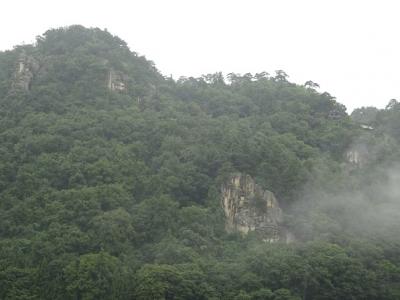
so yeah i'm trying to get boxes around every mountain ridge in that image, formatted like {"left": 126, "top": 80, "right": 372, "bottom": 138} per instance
{"left": 0, "top": 25, "right": 400, "bottom": 299}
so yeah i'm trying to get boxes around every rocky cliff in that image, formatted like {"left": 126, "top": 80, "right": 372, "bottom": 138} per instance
{"left": 221, "top": 173, "right": 284, "bottom": 242}
{"left": 107, "top": 69, "right": 127, "bottom": 92}
{"left": 12, "top": 52, "right": 39, "bottom": 91}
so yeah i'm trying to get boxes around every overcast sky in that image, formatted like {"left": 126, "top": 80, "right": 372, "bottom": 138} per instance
{"left": 1, "top": 0, "right": 399, "bottom": 112}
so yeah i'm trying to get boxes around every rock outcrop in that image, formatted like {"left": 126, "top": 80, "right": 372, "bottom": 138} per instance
{"left": 107, "top": 69, "right": 126, "bottom": 92}
{"left": 345, "top": 143, "right": 369, "bottom": 167}
{"left": 12, "top": 52, "right": 39, "bottom": 91}
{"left": 221, "top": 173, "right": 283, "bottom": 242}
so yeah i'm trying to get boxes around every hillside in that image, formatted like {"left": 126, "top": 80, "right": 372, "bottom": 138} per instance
{"left": 0, "top": 25, "right": 399, "bottom": 300}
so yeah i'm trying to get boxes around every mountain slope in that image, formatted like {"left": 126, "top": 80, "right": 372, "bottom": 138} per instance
{"left": 0, "top": 25, "right": 399, "bottom": 300}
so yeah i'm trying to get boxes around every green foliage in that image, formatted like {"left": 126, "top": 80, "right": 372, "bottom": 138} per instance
{"left": 64, "top": 252, "right": 126, "bottom": 299}
{"left": 0, "top": 25, "right": 399, "bottom": 299}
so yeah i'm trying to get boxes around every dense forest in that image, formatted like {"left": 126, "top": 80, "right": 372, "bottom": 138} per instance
{"left": 0, "top": 25, "right": 399, "bottom": 299}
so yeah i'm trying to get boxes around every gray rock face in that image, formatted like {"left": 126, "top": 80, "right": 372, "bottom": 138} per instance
{"left": 345, "top": 144, "right": 368, "bottom": 167}
{"left": 12, "top": 53, "right": 40, "bottom": 91}
{"left": 221, "top": 173, "right": 283, "bottom": 242}
{"left": 107, "top": 69, "right": 126, "bottom": 91}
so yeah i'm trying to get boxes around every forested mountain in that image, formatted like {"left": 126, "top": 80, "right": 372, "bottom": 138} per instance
{"left": 0, "top": 25, "right": 399, "bottom": 299}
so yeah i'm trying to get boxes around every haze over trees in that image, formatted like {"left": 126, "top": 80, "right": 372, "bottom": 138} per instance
{"left": 0, "top": 25, "right": 399, "bottom": 299}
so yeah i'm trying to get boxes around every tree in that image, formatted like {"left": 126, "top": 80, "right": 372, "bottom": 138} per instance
{"left": 386, "top": 99, "right": 398, "bottom": 110}
{"left": 134, "top": 264, "right": 194, "bottom": 300}
{"left": 64, "top": 252, "right": 125, "bottom": 300}
{"left": 274, "top": 70, "right": 289, "bottom": 82}
{"left": 304, "top": 80, "right": 320, "bottom": 90}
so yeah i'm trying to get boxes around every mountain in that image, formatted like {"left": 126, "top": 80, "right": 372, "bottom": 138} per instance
{"left": 0, "top": 25, "right": 399, "bottom": 299}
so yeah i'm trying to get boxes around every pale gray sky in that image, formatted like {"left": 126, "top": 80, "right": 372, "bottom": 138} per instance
{"left": 1, "top": 0, "right": 399, "bottom": 112}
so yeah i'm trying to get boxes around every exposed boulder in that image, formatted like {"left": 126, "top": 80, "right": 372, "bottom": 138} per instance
{"left": 221, "top": 173, "right": 284, "bottom": 242}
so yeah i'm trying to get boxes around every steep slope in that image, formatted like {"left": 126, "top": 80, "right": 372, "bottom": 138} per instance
{"left": 0, "top": 26, "right": 399, "bottom": 299}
